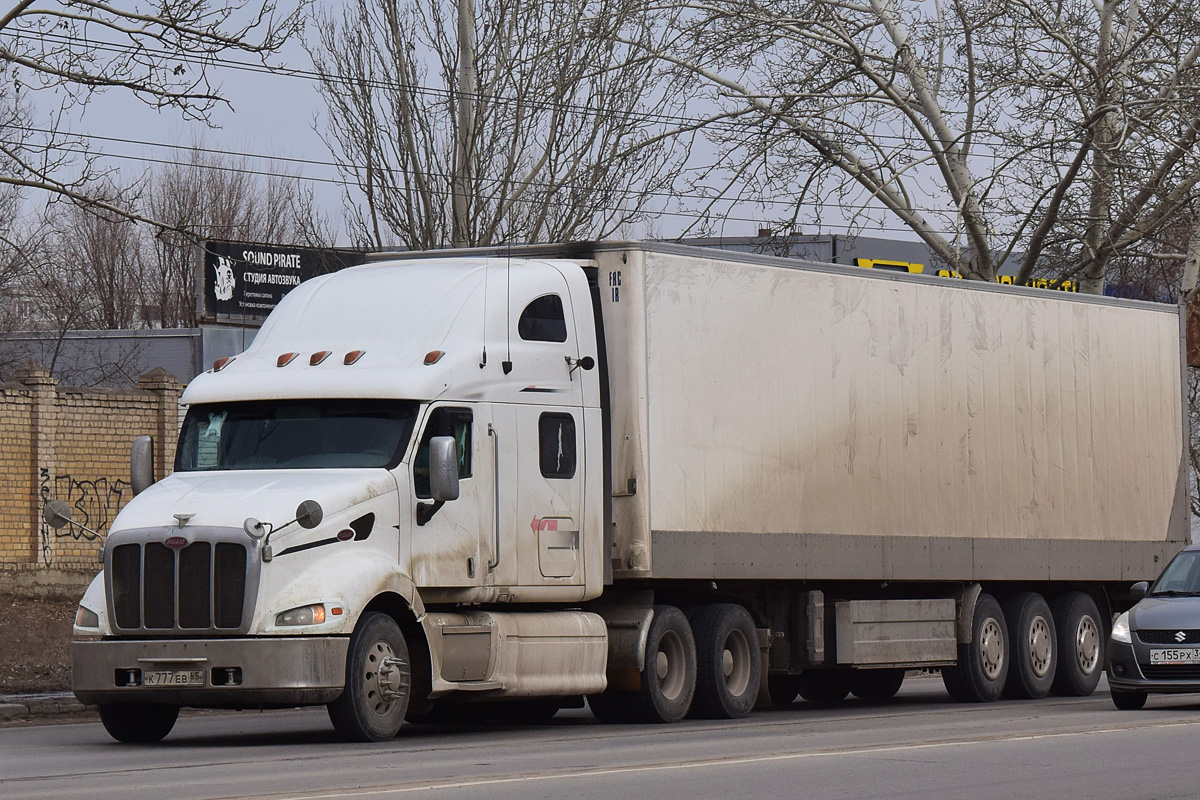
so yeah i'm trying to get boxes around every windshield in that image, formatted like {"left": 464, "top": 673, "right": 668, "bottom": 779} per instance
{"left": 176, "top": 400, "right": 419, "bottom": 471}
{"left": 1149, "top": 550, "right": 1200, "bottom": 596}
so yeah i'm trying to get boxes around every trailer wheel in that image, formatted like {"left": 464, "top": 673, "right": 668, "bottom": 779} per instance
{"left": 1049, "top": 591, "right": 1104, "bottom": 697}
{"left": 328, "top": 612, "right": 411, "bottom": 741}
{"left": 626, "top": 604, "right": 697, "bottom": 723}
{"left": 768, "top": 673, "right": 803, "bottom": 706}
{"left": 97, "top": 703, "right": 179, "bottom": 743}
{"left": 1111, "top": 689, "right": 1147, "bottom": 710}
{"left": 690, "top": 604, "right": 760, "bottom": 719}
{"left": 942, "top": 592, "right": 1007, "bottom": 702}
{"left": 850, "top": 669, "right": 906, "bottom": 700}
{"left": 797, "top": 669, "right": 853, "bottom": 703}
{"left": 1001, "top": 592, "right": 1057, "bottom": 699}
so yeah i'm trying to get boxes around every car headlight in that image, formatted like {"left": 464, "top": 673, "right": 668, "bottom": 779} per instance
{"left": 275, "top": 603, "right": 326, "bottom": 627}
{"left": 74, "top": 605, "right": 100, "bottom": 628}
{"left": 1111, "top": 611, "right": 1132, "bottom": 644}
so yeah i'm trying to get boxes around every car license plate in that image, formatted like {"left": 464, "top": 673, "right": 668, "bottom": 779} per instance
{"left": 1149, "top": 648, "right": 1200, "bottom": 665}
{"left": 143, "top": 669, "right": 205, "bottom": 687}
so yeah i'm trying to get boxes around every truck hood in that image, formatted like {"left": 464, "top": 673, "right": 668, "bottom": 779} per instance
{"left": 109, "top": 469, "right": 399, "bottom": 533}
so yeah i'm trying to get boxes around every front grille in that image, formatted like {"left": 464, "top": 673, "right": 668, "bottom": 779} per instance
{"left": 1137, "top": 630, "right": 1200, "bottom": 645}
{"left": 109, "top": 538, "right": 249, "bottom": 633}
{"left": 1141, "top": 665, "right": 1200, "bottom": 680}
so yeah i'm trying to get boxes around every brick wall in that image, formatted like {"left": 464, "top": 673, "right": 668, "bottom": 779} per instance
{"left": 0, "top": 363, "right": 181, "bottom": 578}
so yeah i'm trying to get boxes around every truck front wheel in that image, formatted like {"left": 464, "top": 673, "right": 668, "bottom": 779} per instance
{"left": 97, "top": 702, "right": 179, "bottom": 743}
{"left": 942, "top": 592, "right": 1008, "bottom": 702}
{"left": 328, "top": 612, "right": 411, "bottom": 741}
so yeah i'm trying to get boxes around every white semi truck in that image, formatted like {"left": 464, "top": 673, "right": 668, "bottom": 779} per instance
{"left": 66, "top": 243, "right": 1189, "bottom": 742}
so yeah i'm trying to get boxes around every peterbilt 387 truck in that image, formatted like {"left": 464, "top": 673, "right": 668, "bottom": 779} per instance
{"left": 67, "top": 242, "right": 1189, "bottom": 742}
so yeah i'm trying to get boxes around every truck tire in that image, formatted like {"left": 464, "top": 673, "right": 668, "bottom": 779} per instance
{"left": 328, "top": 612, "right": 411, "bottom": 741}
{"left": 768, "top": 673, "right": 803, "bottom": 706}
{"left": 97, "top": 702, "right": 179, "bottom": 743}
{"left": 690, "top": 604, "right": 760, "bottom": 719}
{"left": 626, "top": 604, "right": 697, "bottom": 723}
{"left": 797, "top": 669, "right": 853, "bottom": 702}
{"left": 1049, "top": 591, "right": 1104, "bottom": 697}
{"left": 850, "top": 669, "right": 906, "bottom": 700}
{"left": 1001, "top": 592, "right": 1057, "bottom": 699}
{"left": 942, "top": 592, "right": 1007, "bottom": 702}
{"left": 1111, "top": 689, "right": 1147, "bottom": 710}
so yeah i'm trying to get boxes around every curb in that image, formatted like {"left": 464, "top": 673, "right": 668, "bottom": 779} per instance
{"left": 0, "top": 694, "right": 93, "bottom": 721}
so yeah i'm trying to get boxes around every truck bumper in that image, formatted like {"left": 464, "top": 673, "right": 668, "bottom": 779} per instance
{"left": 73, "top": 636, "right": 349, "bottom": 708}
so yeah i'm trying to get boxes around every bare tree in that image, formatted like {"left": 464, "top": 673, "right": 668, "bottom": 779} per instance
{"left": 648, "top": 0, "right": 1200, "bottom": 293}
{"left": 0, "top": 0, "right": 308, "bottom": 226}
{"left": 307, "top": 0, "right": 691, "bottom": 249}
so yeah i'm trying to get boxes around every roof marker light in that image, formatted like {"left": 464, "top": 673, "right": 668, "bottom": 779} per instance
{"left": 344, "top": 350, "right": 365, "bottom": 365}
{"left": 277, "top": 352, "right": 298, "bottom": 368}
{"left": 424, "top": 350, "right": 444, "bottom": 365}
{"left": 310, "top": 351, "right": 330, "bottom": 366}
{"left": 212, "top": 356, "right": 234, "bottom": 372}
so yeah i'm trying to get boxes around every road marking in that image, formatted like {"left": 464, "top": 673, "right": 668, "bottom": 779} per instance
{"left": 262, "top": 720, "right": 1200, "bottom": 799}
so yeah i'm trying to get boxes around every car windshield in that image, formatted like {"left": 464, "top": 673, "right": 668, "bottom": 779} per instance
{"left": 176, "top": 399, "right": 419, "bottom": 471}
{"left": 1149, "top": 550, "right": 1200, "bottom": 596}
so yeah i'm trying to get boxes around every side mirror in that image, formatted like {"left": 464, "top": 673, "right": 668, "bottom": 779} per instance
{"left": 1131, "top": 581, "right": 1149, "bottom": 601}
{"left": 429, "top": 436, "right": 461, "bottom": 502}
{"left": 131, "top": 435, "right": 155, "bottom": 495}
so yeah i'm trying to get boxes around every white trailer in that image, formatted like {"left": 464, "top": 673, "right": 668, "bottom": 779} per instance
{"left": 67, "top": 243, "right": 1189, "bottom": 741}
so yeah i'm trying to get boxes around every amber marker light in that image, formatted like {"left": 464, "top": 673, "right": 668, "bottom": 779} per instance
{"left": 212, "top": 356, "right": 234, "bottom": 372}
{"left": 331, "top": 607, "right": 344, "bottom": 616}
{"left": 424, "top": 350, "right": 445, "bottom": 365}
{"left": 310, "top": 350, "right": 330, "bottom": 366}
{"left": 344, "top": 350, "right": 365, "bottom": 365}
{"left": 277, "top": 352, "right": 298, "bottom": 367}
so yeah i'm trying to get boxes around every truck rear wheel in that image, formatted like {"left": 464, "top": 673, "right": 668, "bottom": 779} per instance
{"left": 1001, "top": 592, "right": 1057, "bottom": 699}
{"left": 627, "top": 604, "right": 697, "bottom": 723}
{"left": 942, "top": 592, "right": 1007, "bottom": 702}
{"left": 850, "top": 668, "right": 906, "bottom": 700}
{"left": 97, "top": 702, "right": 179, "bottom": 743}
{"left": 328, "top": 612, "right": 411, "bottom": 741}
{"left": 1049, "top": 591, "right": 1103, "bottom": 697}
{"left": 690, "top": 603, "right": 760, "bottom": 719}
{"left": 797, "top": 669, "right": 853, "bottom": 702}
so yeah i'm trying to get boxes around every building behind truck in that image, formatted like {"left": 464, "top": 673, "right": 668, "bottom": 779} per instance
{"left": 65, "top": 242, "right": 1189, "bottom": 742}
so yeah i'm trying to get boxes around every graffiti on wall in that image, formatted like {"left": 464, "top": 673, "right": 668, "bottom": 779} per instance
{"left": 38, "top": 468, "right": 130, "bottom": 566}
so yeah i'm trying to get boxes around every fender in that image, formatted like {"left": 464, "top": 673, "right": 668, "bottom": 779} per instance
{"left": 253, "top": 549, "right": 424, "bottom": 636}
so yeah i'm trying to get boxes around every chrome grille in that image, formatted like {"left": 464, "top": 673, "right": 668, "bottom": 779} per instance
{"left": 1137, "top": 630, "right": 1200, "bottom": 645}
{"left": 107, "top": 533, "right": 253, "bottom": 634}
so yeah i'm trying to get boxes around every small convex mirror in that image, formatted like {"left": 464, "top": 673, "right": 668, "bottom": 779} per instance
{"left": 296, "top": 499, "right": 324, "bottom": 529}
{"left": 42, "top": 499, "right": 72, "bottom": 529}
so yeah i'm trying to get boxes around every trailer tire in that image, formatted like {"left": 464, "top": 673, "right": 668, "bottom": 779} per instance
{"left": 328, "top": 612, "right": 411, "bottom": 741}
{"left": 1111, "top": 689, "right": 1147, "bottom": 710}
{"left": 768, "top": 673, "right": 803, "bottom": 706}
{"left": 797, "top": 669, "right": 853, "bottom": 703}
{"left": 1049, "top": 591, "right": 1104, "bottom": 697}
{"left": 942, "top": 592, "right": 1007, "bottom": 702}
{"left": 97, "top": 703, "right": 179, "bottom": 743}
{"left": 690, "top": 604, "right": 760, "bottom": 719}
{"left": 1001, "top": 592, "right": 1057, "bottom": 699}
{"left": 850, "top": 669, "right": 906, "bottom": 700}
{"left": 626, "top": 605, "right": 697, "bottom": 723}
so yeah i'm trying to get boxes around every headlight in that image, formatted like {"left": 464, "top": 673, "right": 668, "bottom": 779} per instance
{"left": 275, "top": 603, "right": 326, "bottom": 627}
{"left": 1111, "top": 611, "right": 1132, "bottom": 644}
{"left": 75, "top": 605, "right": 100, "bottom": 628}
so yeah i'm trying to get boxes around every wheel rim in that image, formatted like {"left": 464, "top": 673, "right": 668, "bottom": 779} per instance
{"left": 1075, "top": 616, "right": 1100, "bottom": 675}
{"left": 656, "top": 630, "right": 687, "bottom": 701}
{"left": 979, "top": 617, "right": 1005, "bottom": 680}
{"left": 364, "top": 640, "right": 408, "bottom": 717}
{"left": 1029, "top": 615, "right": 1053, "bottom": 678}
{"left": 721, "top": 628, "right": 753, "bottom": 697}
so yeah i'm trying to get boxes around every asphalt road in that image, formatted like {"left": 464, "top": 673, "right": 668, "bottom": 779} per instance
{"left": 3, "top": 676, "right": 1200, "bottom": 800}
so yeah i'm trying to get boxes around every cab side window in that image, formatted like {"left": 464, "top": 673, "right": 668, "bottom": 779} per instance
{"left": 518, "top": 294, "right": 567, "bottom": 342}
{"left": 539, "top": 413, "right": 576, "bottom": 479}
{"left": 414, "top": 408, "right": 472, "bottom": 498}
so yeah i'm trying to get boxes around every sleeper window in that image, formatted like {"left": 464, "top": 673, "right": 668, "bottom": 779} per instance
{"left": 539, "top": 413, "right": 576, "bottom": 479}
{"left": 518, "top": 294, "right": 568, "bottom": 342}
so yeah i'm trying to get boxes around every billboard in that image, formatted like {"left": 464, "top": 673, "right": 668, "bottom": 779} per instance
{"left": 202, "top": 241, "right": 367, "bottom": 321}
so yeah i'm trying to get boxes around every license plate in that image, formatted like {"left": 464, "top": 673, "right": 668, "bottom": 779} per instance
{"left": 1149, "top": 648, "right": 1200, "bottom": 665}
{"left": 143, "top": 669, "right": 205, "bottom": 687}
